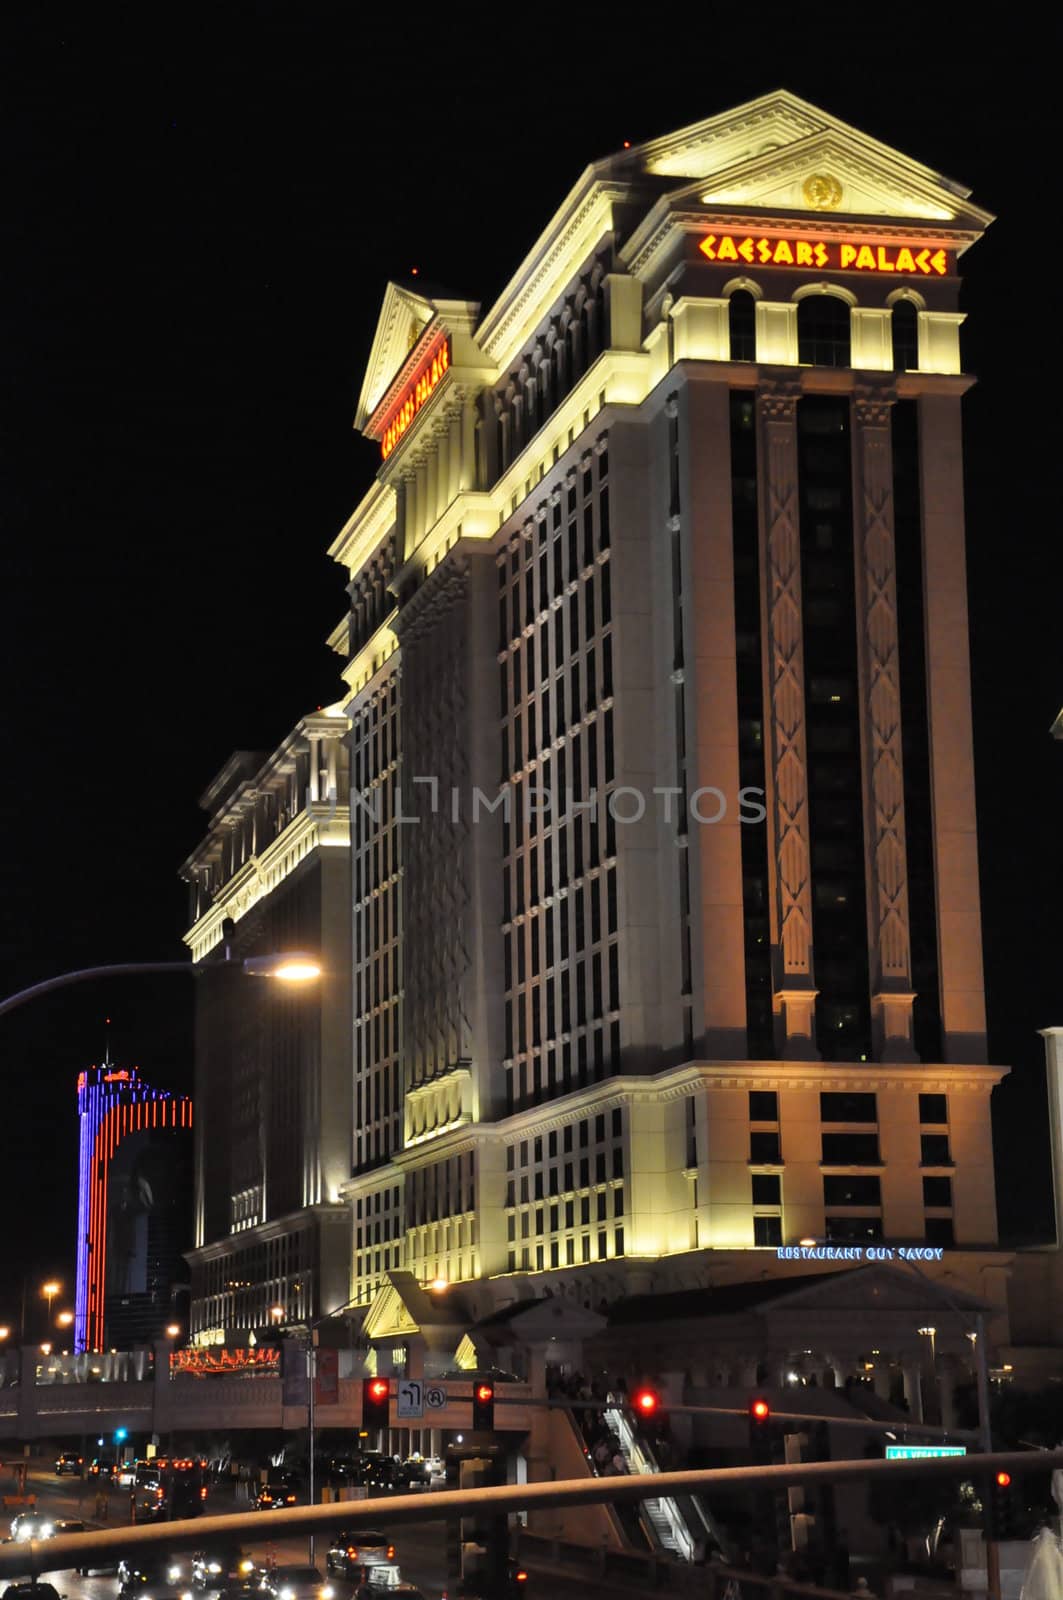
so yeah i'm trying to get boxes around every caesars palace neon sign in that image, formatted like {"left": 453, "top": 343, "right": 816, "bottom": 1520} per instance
{"left": 699, "top": 233, "right": 951, "bottom": 276}
{"left": 380, "top": 337, "right": 451, "bottom": 459}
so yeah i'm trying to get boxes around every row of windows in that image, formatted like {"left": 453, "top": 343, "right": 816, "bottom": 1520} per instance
{"left": 727, "top": 290, "right": 921, "bottom": 371}
{"left": 750, "top": 1129, "right": 952, "bottom": 1166}
{"left": 507, "top": 1021, "right": 622, "bottom": 1111}
{"left": 507, "top": 1227, "right": 624, "bottom": 1272}
{"left": 752, "top": 1214, "right": 956, "bottom": 1247}
{"left": 748, "top": 1089, "right": 950, "bottom": 1125}
{"left": 496, "top": 452, "right": 610, "bottom": 650}
{"left": 406, "top": 1151, "right": 476, "bottom": 1228}
{"left": 508, "top": 1185, "right": 624, "bottom": 1238}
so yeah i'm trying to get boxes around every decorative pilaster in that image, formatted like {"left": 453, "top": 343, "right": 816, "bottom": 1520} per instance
{"left": 852, "top": 385, "right": 916, "bottom": 1063}
{"left": 757, "top": 377, "right": 818, "bottom": 1060}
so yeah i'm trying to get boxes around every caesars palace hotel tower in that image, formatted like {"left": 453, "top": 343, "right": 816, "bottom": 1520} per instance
{"left": 330, "top": 92, "right": 1003, "bottom": 1316}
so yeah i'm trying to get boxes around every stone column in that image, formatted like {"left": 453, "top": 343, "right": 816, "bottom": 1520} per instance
{"left": 852, "top": 385, "right": 917, "bottom": 1062}
{"left": 902, "top": 1362, "right": 924, "bottom": 1421}
{"left": 757, "top": 377, "right": 818, "bottom": 1058}
{"left": 308, "top": 737, "right": 320, "bottom": 803}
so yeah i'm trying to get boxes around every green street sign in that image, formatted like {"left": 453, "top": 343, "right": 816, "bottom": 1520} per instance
{"left": 885, "top": 1444, "right": 967, "bottom": 1459}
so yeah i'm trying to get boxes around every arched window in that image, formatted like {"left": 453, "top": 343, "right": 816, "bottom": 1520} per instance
{"left": 729, "top": 290, "right": 756, "bottom": 361}
{"left": 892, "top": 298, "right": 919, "bottom": 372}
{"left": 797, "top": 295, "right": 851, "bottom": 368}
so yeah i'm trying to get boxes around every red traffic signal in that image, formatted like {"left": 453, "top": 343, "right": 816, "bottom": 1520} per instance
{"left": 472, "top": 1379, "right": 495, "bottom": 1429}
{"left": 995, "top": 1470, "right": 1012, "bottom": 1488}
{"left": 633, "top": 1388, "right": 660, "bottom": 1417}
{"left": 750, "top": 1397, "right": 771, "bottom": 1422}
{"left": 362, "top": 1376, "right": 390, "bottom": 1429}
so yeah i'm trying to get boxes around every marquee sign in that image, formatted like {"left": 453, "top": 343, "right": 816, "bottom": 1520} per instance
{"left": 171, "top": 1345, "right": 280, "bottom": 1377}
{"left": 379, "top": 337, "right": 451, "bottom": 459}
{"left": 699, "top": 233, "right": 951, "bottom": 276}
{"left": 775, "top": 1245, "right": 944, "bottom": 1263}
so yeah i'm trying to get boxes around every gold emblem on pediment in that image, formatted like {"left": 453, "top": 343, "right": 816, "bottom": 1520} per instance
{"left": 802, "top": 172, "right": 843, "bottom": 211}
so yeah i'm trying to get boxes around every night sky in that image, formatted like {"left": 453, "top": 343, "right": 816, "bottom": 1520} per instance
{"left": 1, "top": 8, "right": 1058, "bottom": 1327}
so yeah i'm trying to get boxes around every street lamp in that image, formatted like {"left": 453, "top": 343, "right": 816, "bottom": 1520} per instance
{"left": 0, "top": 1328, "right": 10, "bottom": 1342}
{"left": 56, "top": 1311, "right": 74, "bottom": 1329}
{"left": 296, "top": 1294, "right": 365, "bottom": 1562}
{"left": 0, "top": 941, "right": 322, "bottom": 1022}
{"left": 41, "top": 1283, "right": 60, "bottom": 1326}
{"left": 165, "top": 1324, "right": 181, "bottom": 1339}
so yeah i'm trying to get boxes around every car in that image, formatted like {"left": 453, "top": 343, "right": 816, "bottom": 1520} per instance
{"left": 88, "top": 1456, "right": 116, "bottom": 1479}
{"left": 192, "top": 1550, "right": 255, "bottom": 1591}
{"left": 325, "top": 1533, "right": 395, "bottom": 1580}
{"left": 117, "top": 1460, "right": 139, "bottom": 1487}
{"left": 258, "top": 1566, "right": 334, "bottom": 1600}
{"left": 9, "top": 1513, "right": 55, "bottom": 1542}
{"left": 352, "top": 1569, "right": 424, "bottom": 1600}
{"left": 1, "top": 1585, "right": 65, "bottom": 1600}
{"left": 253, "top": 1483, "right": 299, "bottom": 1512}
{"left": 54, "top": 1452, "right": 83, "bottom": 1477}
{"left": 117, "top": 1560, "right": 193, "bottom": 1600}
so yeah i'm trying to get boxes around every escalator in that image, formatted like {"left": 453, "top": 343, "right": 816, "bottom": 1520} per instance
{"left": 600, "top": 1399, "right": 732, "bottom": 1564}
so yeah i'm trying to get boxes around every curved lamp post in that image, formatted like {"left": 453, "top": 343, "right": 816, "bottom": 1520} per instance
{"left": 0, "top": 949, "right": 322, "bottom": 1021}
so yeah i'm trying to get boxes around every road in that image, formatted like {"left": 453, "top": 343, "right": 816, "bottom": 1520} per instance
{"left": 0, "top": 1467, "right": 610, "bottom": 1600}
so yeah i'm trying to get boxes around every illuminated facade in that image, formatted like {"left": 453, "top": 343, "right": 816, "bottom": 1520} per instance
{"left": 332, "top": 91, "right": 1010, "bottom": 1330}
{"left": 75, "top": 1064, "right": 192, "bottom": 1354}
{"left": 181, "top": 709, "right": 353, "bottom": 1341}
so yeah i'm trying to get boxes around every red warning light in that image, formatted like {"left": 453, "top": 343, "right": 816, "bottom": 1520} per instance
{"left": 475, "top": 1383, "right": 494, "bottom": 1403}
{"left": 634, "top": 1388, "right": 659, "bottom": 1416}
{"left": 369, "top": 1378, "right": 389, "bottom": 1400}
{"left": 751, "top": 1398, "right": 771, "bottom": 1421}
{"left": 995, "top": 1470, "right": 1012, "bottom": 1487}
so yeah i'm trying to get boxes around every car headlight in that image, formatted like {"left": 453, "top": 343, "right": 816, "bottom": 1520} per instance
{"left": 321, "top": 1586, "right": 334, "bottom": 1598}
{"left": 208, "top": 1563, "right": 222, "bottom": 1574}
{"left": 168, "top": 1568, "right": 181, "bottom": 1582}
{"left": 40, "top": 1524, "right": 54, "bottom": 1538}
{"left": 239, "top": 1561, "right": 254, "bottom": 1574}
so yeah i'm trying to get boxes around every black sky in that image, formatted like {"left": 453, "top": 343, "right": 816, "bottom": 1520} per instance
{"left": 1, "top": 6, "right": 1059, "bottom": 1320}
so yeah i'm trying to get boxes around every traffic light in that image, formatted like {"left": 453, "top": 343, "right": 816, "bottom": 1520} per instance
{"left": 472, "top": 1379, "right": 495, "bottom": 1431}
{"left": 362, "top": 1376, "right": 390, "bottom": 1430}
{"left": 748, "top": 1396, "right": 773, "bottom": 1464}
{"left": 633, "top": 1387, "right": 661, "bottom": 1419}
{"left": 986, "top": 1469, "right": 1018, "bottom": 1540}
{"left": 114, "top": 1428, "right": 128, "bottom": 1444}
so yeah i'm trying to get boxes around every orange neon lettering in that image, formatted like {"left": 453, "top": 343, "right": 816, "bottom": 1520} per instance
{"left": 840, "top": 244, "right": 857, "bottom": 269}
{"left": 772, "top": 239, "right": 794, "bottom": 265}
{"left": 930, "top": 248, "right": 947, "bottom": 275}
{"left": 756, "top": 237, "right": 773, "bottom": 264}
{"left": 895, "top": 247, "right": 916, "bottom": 273}
{"left": 738, "top": 237, "right": 755, "bottom": 263}
{"left": 716, "top": 236, "right": 738, "bottom": 261}
{"left": 855, "top": 246, "right": 875, "bottom": 270}
{"left": 915, "top": 249, "right": 931, "bottom": 273}
{"left": 796, "top": 241, "right": 813, "bottom": 266}
{"left": 876, "top": 247, "right": 895, "bottom": 272}
{"left": 814, "top": 242, "right": 829, "bottom": 267}
{"left": 379, "top": 337, "right": 452, "bottom": 459}
{"left": 699, "top": 235, "right": 717, "bottom": 260}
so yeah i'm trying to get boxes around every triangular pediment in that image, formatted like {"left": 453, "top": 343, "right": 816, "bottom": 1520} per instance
{"left": 362, "top": 1278, "right": 422, "bottom": 1342}
{"left": 636, "top": 91, "right": 992, "bottom": 234}
{"left": 355, "top": 284, "right": 439, "bottom": 430}
{"left": 762, "top": 1264, "right": 992, "bottom": 1317}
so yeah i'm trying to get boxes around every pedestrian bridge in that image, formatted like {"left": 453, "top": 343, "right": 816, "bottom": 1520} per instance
{"left": 0, "top": 1344, "right": 534, "bottom": 1443}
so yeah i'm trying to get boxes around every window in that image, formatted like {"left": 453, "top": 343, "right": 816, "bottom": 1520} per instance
{"left": 820, "top": 1092, "right": 877, "bottom": 1123}
{"left": 751, "top": 1173, "right": 781, "bottom": 1205}
{"left": 821, "top": 1132, "right": 880, "bottom": 1165}
{"left": 919, "top": 1093, "right": 948, "bottom": 1125}
{"left": 750, "top": 1131, "right": 781, "bottom": 1164}
{"left": 925, "top": 1216, "right": 955, "bottom": 1246}
{"left": 729, "top": 290, "right": 756, "bottom": 362}
{"left": 892, "top": 298, "right": 919, "bottom": 372}
{"left": 921, "top": 1133, "right": 952, "bottom": 1165}
{"left": 749, "top": 1090, "right": 778, "bottom": 1122}
{"left": 825, "top": 1214, "right": 883, "bottom": 1242}
{"left": 923, "top": 1175, "right": 952, "bottom": 1207}
{"left": 753, "top": 1215, "right": 782, "bottom": 1246}
{"left": 823, "top": 1174, "right": 881, "bottom": 1207}
{"left": 797, "top": 295, "right": 851, "bottom": 367}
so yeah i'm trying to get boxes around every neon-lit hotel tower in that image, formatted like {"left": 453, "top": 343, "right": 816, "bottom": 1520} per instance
{"left": 75, "top": 1064, "right": 192, "bottom": 1354}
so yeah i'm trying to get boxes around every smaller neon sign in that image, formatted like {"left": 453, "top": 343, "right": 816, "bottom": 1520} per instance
{"left": 380, "top": 338, "right": 451, "bottom": 459}
{"left": 171, "top": 1346, "right": 280, "bottom": 1377}
{"left": 699, "top": 233, "right": 950, "bottom": 276}
{"left": 886, "top": 1445, "right": 966, "bottom": 1460}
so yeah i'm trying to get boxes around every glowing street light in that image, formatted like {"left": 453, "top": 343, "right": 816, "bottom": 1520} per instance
{"left": 269, "top": 1306, "right": 285, "bottom": 1323}
{"left": 56, "top": 1311, "right": 74, "bottom": 1329}
{"left": 243, "top": 954, "right": 322, "bottom": 982}
{"left": 39, "top": 1343, "right": 52, "bottom": 1357}
{"left": 0, "top": 1328, "right": 10, "bottom": 1342}
{"left": 165, "top": 1324, "right": 181, "bottom": 1338}
{"left": 41, "top": 1283, "right": 60, "bottom": 1323}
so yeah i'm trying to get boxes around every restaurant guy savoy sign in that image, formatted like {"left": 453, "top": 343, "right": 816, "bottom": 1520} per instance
{"left": 380, "top": 337, "right": 451, "bottom": 459}
{"left": 699, "top": 233, "right": 951, "bottom": 276}
{"left": 776, "top": 1245, "right": 944, "bottom": 1262}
